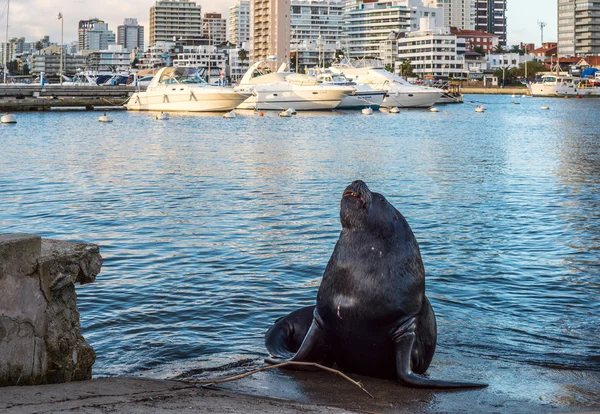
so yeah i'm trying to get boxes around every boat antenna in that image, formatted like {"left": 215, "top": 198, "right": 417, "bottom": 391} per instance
{"left": 3, "top": 0, "right": 9, "bottom": 84}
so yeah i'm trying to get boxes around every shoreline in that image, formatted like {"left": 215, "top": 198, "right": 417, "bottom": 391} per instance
{"left": 2, "top": 350, "right": 598, "bottom": 413}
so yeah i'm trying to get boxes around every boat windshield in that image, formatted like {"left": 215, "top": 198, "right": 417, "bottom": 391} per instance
{"left": 542, "top": 76, "right": 557, "bottom": 83}
{"left": 158, "top": 67, "right": 207, "bottom": 85}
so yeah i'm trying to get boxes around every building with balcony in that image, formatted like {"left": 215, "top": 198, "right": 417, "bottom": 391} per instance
{"left": 249, "top": 0, "right": 291, "bottom": 65}
{"left": 397, "top": 18, "right": 466, "bottom": 79}
{"left": 86, "top": 45, "right": 132, "bottom": 72}
{"left": 474, "top": 0, "right": 507, "bottom": 46}
{"left": 229, "top": 0, "right": 251, "bottom": 46}
{"left": 203, "top": 13, "right": 227, "bottom": 46}
{"left": 450, "top": 27, "right": 499, "bottom": 53}
{"left": 31, "top": 54, "right": 87, "bottom": 76}
{"left": 118, "top": 18, "right": 144, "bottom": 51}
{"left": 149, "top": 0, "right": 203, "bottom": 47}
{"left": 343, "top": 0, "right": 441, "bottom": 60}
{"left": 425, "top": 0, "right": 476, "bottom": 30}
{"left": 558, "top": 0, "right": 600, "bottom": 57}
{"left": 78, "top": 18, "right": 104, "bottom": 51}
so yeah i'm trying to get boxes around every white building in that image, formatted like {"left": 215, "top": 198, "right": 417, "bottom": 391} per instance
{"left": 397, "top": 18, "right": 465, "bottom": 79}
{"left": 487, "top": 52, "right": 534, "bottom": 71}
{"left": 86, "top": 23, "right": 117, "bottom": 52}
{"left": 150, "top": 0, "right": 203, "bottom": 47}
{"left": 228, "top": 44, "right": 250, "bottom": 80}
{"left": 86, "top": 44, "right": 132, "bottom": 72}
{"left": 118, "top": 18, "right": 144, "bottom": 51}
{"left": 229, "top": 0, "right": 250, "bottom": 46}
{"left": 171, "top": 44, "right": 227, "bottom": 72}
{"left": 203, "top": 13, "right": 227, "bottom": 46}
{"left": 343, "top": 0, "right": 442, "bottom": 60}
{"left": 424, "top": 0, "right": 475, "bottom": 30}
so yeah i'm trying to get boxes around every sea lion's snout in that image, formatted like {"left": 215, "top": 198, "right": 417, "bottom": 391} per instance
{"left": 342, "top": 180, "right": 372, "bottom": 211}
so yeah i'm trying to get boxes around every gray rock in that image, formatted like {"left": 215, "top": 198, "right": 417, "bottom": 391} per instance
{"left": 0, "top": 234, "right": 102, "bottom": 386}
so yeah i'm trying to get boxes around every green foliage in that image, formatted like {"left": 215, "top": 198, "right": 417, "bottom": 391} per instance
{"left": 473, "top": 46, "right": 485, "bottom": 55}
{"left": 334, "top": 49, "right": 344, "bottom": 60}
{"left": 237, "top": 49, "right": 248, "bottom": 64}
{"left": 384, "top": 64, "right": 393, "bottom": 73}
{"left": 398, "top": 60, "right": 414, "bottom": 78}
{"left": 511, "top": 60, "right": 547, "bottom": 80}
{"left": 493, "top": 44, "right": 505, "bottom": 54}
{"left": 131, "top": 58, "right": 139, "bottom": 69}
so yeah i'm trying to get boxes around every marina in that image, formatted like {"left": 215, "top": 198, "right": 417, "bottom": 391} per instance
{"left": 1, "top": 95, "right": 599, "bottom": 410}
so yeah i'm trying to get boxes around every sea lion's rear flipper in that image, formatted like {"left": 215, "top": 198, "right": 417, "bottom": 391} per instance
{"left": 392, "top": 318, "right": 488, "bottom": 389}
{"left": 265, "top": 308, "right": 331, "bottom": 369}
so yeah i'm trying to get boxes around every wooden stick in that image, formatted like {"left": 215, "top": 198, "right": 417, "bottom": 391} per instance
{"left": 176, "top": 361, "right": 374, "bottom": 398}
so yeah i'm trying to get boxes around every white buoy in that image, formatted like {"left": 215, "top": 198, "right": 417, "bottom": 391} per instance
{"left": 156, "top": 112, "right": 169, "bottom": 120}
{"left": 279, "top": 109, "right": 293, "bottom": 117}
{"left": 522, "top": 94, "right": 528, "bottom": 98}
{"left": 389, "top": 107, "right": 400, "bottom": 113}
{"left": 223, "top": 111, "right": 236, "bottom": 118}
{"left": 362, "top": 107, "right": 373, "bottom": 115}
{"left": 541, "top": 105, "right": 550, "bottom": 110}
{"left": 429, "top": 107, "right": 439, "bottom": 113}
{"left": 512, "top": 94, "right": 517, "bottom": 98}
{"left": 98, "top": 112, "right": 113, "bottom": 122}
{"left": 475, "top": 106, "right": 485, "bottom": 113}
{"left": 1, "top": 113, "right": 17, "bottom": 124}
{"left": 287, "top": 107, "right": 297, "bottom": 115}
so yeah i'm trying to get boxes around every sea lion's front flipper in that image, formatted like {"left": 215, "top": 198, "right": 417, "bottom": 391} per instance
{"left": 392, "top": 318, "right": 488, "bottom": 389}
{"left": 265, "top": 308, "right": 331, "bottom": 369}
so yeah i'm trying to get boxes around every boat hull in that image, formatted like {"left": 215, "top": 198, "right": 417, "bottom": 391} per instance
{"left": 126, "top": 89, "right": 249, "bottom": 112}
{"left": 382, "top": 90, "right": 442, "bottom": 108}
{"left": 336, "top": 91, "right": 386, "bottom": 109}
{"left": 237, "top": 89, "right": 349, "bottom": 111}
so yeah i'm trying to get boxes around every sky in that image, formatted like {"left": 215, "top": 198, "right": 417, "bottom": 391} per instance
{"left": 1, "top": 0, "right": 557, "bottom": 47}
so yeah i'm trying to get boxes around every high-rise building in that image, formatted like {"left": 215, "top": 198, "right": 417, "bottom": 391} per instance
{"left": 149, "top": 0, "right": 203, "bottom": 47}
{"left": 425, "top": 0, "right": 475, "bottom": 30}
{"left": 203, "top": 13, "right": 227, "bottom": 46}
{"left": 558, "top": 0, "right": 600, "bottom": 57}
{"left": 118, "top": 18, "right": 145, "bottom": 51}
{"left": 290, "top": 0, "right": 343, "bottom": 69}
{"left": 343, "top": 0, "right": 442, "bottom": 59}
{"left": 249, "top": 0, "right": 291, "bottom": 64}
{"left": 474, "top": 0, "right": 507, "bottom": 46}
{"left": 86, "top": 22, "right": 116, "bottom": 51}
{"left": 229, "top": 0, "right": 250, "bottom": 46}
{"left": 78, "top": 18, "right": 103, "bottom": 52}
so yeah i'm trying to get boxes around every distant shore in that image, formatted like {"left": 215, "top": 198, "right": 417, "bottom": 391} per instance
{"left": 460, "top": 86, "right": 529, "bottom": 95}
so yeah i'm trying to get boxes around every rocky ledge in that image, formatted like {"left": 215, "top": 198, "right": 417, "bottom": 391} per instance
{"left": 0, "top": 234, "right": 102, "bottom": 386}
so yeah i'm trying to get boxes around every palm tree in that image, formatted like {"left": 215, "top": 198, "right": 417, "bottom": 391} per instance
{"left": 493, "top": 44, "right": 505, "bottom": 54}
{"left": 399, "top": 60, "right": 414, "bottom": 78}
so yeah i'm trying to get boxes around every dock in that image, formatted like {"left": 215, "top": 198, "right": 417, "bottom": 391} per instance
{"left": 0, "top": 85, "right": 140, "bottom": 111}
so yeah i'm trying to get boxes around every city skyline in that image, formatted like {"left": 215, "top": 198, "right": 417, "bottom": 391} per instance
{"left": 2, "top": 0, "right": 557, "bottom": 47}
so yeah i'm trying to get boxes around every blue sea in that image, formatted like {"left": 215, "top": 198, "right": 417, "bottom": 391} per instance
{"left": 1, "top": 95, "right": 599, "bottom": 379}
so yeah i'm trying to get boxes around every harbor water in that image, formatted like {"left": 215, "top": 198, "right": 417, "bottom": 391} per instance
{"left": 1, "top": 96, "right": 599, "bottom": 385}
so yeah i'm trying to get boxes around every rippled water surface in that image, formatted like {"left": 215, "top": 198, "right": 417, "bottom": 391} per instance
{"left": 1, "top": 96, "right": 599, "bottom": 378}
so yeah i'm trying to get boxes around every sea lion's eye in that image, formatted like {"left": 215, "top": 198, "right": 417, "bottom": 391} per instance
{"left": 380, "top": 197, "right": 386, "bottom": 204}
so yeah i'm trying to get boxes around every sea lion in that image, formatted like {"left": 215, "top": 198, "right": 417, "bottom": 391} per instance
{"left": 265, "top": 180, "right": 487, "bottom": 388}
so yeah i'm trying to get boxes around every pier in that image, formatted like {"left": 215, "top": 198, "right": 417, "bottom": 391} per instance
{"left": 0, "top": 85, "right": 139, "bottom": 111}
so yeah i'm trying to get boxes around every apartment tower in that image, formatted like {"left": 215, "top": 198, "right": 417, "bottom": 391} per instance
{"left": 118, "top": 18, "right": 145, "bottom": 51}
{"left": 425, "top": 0, "right": 475, "bottom": 30}
{"left": 149, "top": 0, "right": 203, "bottom": 47}
{"left": 78, "top": 18, "right": 102, "bottom": 52}
{"left": 558, "top": 0, "right": 600, "bottom": 56}
{"left": 203, "top": 13, "right": 227, "bottom": 46}
{"left": 229, "top": 0, "right": 250, "bottom": 46}
{"left": 249, "top": 0, "right": 291, "bottom": 64}
{"left": 474, "top": 0, "right": 507, "bottom": 46}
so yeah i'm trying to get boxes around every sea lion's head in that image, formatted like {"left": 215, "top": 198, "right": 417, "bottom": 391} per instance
{"left": 340, "top": 180, "right": 401, "bottom": 236}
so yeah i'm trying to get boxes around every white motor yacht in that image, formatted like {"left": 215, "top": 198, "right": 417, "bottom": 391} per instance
{"left": 308, "top": 69, "right": 386, "bottom": 109}
{"left": 236, "top": 61, "right": 354, "bottom": 111}
{"left": 528, "top": 75, "right": 599, "bottom": 97}
{"left": 331, "top": 61, "right": 443, "bottom": 108}
{"left": 126, "top": 67, "right": 250, "bottom": 112}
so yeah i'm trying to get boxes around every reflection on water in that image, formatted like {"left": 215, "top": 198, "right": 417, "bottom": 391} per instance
{"left": 0, "top": 96, "right": 599, "bottom": 379}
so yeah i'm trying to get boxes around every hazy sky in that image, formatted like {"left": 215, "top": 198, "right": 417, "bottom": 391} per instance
{"left": 1, "top": 0, "right": 557, "bottom": 47}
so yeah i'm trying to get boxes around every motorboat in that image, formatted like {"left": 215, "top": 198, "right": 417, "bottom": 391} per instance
{"left": 126, "top": 67, "right": 251, "bottom": 112}
{"left": 527, "top": 75, "right": 585, "bottom": 97}
{"left": 308, "top": 69, "right": 386, "bottom": 110}
{"left": 236, "top": 61, "right": 354, "bottom": 111}
{"left": 331, "top": 60, "right": 443, "bottom": 108}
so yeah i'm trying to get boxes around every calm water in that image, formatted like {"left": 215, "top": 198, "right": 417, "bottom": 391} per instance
{"left": 1, "top": 96, "right": 599, "bottom": 379}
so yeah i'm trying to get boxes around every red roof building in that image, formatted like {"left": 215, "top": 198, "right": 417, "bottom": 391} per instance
{"left": 531, "top": 42, "right": 558, "bottom": 57}
{"left": 450, "top": 27, "right": 499, "bottom": 53}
